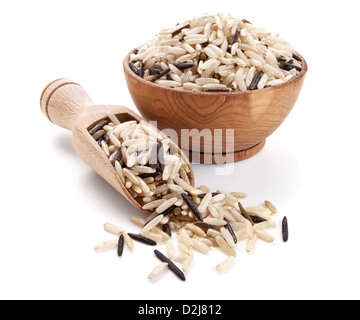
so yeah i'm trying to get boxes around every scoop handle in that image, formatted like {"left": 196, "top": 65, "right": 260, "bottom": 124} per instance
{"left": 40, "top": 79, "right": 94, "bottom": 131}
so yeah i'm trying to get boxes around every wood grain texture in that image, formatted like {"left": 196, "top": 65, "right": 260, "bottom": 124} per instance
{"left": 40, "top": 79, "right": 195, "bottom": 214}
{"left": 187, "top": 140, "right": 265, "bottom": 164}
{"left": 124, "top": 52, "right": 308, "bottom": 163}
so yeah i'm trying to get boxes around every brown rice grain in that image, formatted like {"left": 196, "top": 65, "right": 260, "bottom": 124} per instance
{"left": 253, "top": 220, "right": 276, "bottom": 231}
{"left": 142, "top": 214, "right": 164, "bottom": 233}
{"left": 246, "top": 234, "right": 258, "bottom": 253}
{"left": 166, "top": 239, "right": 176, "bottom": 260}
{"left": 246, "top": 206, "right": 272, "bottom": 220}
{"left": 131, "top": 216, "right": 146, "bottom": 228}
{"left": 94, "top": 240, "right": 118, "bottom": 253}
{"left": 215, "top": 236, "right": 237, "bottom": 257}
{"left": 123, "top": 233, "right": 134, "bottom": 251}
{"left": 207, "top": 228, "right": 221, "bottom": 238}
{"left": 203, "top": 218, "right": 227, "bottom": 226}
{"left": 103, "top": 223, "right": 125, "bottom": 236}
{"left": 254, "top": 229, "right": 275, "bottom": 242}
{"left": 192, "top": 238, "right": 210, "bottom": 254}
{"left": 182, "top": 251, "right": 194, "bottom": 273}
{"left": 216, "top": 256, "right": 236, "bottom": 273}
{"left": 148, "top": 262, "right": 168, "bottom": 280}
{"left": 186, "top": 224, "right": 207, "bottom": 237}
{"left": 220, "top": 227, "right": 236, "bottom": 248}
{"left": 156, "top": 197, "right": 178, "bottom": 214}
{"left": 265, "top": 200, "right": 278, "bottom": 214}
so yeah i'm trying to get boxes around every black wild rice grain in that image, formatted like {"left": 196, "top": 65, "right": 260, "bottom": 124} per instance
{"left": 162, "top": 223, "right": 172, "bottom": 238}
{"left": 197, "top": 192, "right": 220, "bottom": 199}
{"left": 249, "top": 71, "right": 263, "bottom": 90}
{"left": 154, "top": 250, "right": 186, "bottom": 281}
{"left": 277, "top": 57, "right": 287, "bottom": 63}
{"left": 113, "top": 148, "right": 122, "bottom": 164}
{"left": 139, "top": 61, "right": 144, "bottom": 78}
{"left": 194, "top": 222, "right": 220, "bottom": 230}
{"left": 282, "top": 217, "right": 289, "bottom": 242}
{"left": 171, "top": 24, "right": 190, "bottom": 37}
{"left": 280, "top": 62, "right": 302, "bottom": 72}
{"left": 129, "top": 61, "right": 140, "bottom": 75}
{"left": 148, "top": 68, "right": 161, "bottom": 75}
{"left": 238, "top": 202, "right": 254, "bottom": 226}
{"left": 287, "top": 59, "right": 294, "bottom": 65}
{"left": 292, "top": 53, "right": 302, "bottom": 62}
{"left": 232, "top": 27, "right": 241, "bottom": 45}
{"left": 249, "top": 215, "right": 267, "bottom": 224}
{"left": 174, "top": 63, "right": 195, "bottom": 70}
{"left": 88, "top": 119, "right": 109, "bottom": 136}
{"left": 103, "top": 134, "right": 110, "bottom": 144}
{"left": 117, "top": 234, "right": 124, "bottom": 257}
{"left": 128, "top": 233, "right": 157, "bottom": 246}
{"left": 204, "top": 88, "right": 232, "bottom": 92}
{"left": 181, "top": 193, "right": 203, "bottom": 221}
{"left": 224, "top": 219, "right": 237, "bottom": 244}
{"left": 159, "top": 205, "right": 177, "bottom": 217}
{"left": 97, "top": 135, "right": 105, "bottom": 146}
{"left": 179, "top": 34, "right": 186, "bottom": 42}
{"left": 157, "top": 141, "right": 165, "bottom": 172}
{"left": 152, "top": 68, "right": 171, "bottom": 81}
{"left": 139, "top": 172, "right": 161, "bottom": 179}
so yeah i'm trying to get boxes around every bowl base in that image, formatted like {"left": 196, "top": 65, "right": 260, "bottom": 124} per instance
{"left": 186, "top": 140, "right": 265, "bottom": 164}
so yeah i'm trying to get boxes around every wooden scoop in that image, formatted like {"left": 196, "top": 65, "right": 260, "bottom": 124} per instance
{"left": 40, "top": 78, "right": 195, "bottom": 213}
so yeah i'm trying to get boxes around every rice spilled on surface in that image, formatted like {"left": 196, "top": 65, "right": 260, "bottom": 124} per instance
{"left": 129, "top": 13, "right": 302, "bottom": 92}
{"left": 91, "top": 114, "right": 283, "bottom": 280}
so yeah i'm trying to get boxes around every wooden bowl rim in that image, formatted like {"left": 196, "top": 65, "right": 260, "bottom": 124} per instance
{"left": 123, "top": 51, "right": 308, "bottom": 96}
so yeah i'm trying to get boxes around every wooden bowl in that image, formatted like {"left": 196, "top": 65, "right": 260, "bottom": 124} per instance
{"left": 123, "top": 52, "right": 308, "bottom": 164}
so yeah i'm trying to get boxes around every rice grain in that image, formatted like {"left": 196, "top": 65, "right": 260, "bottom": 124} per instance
{"left": 216, "top": 256, "right": 236, "bottom": 273}
{"left": 148, "top": 262, "right": 168, "bottom": 280}
{"left": 94, "top": 240, "right": 118, "bottom": 253}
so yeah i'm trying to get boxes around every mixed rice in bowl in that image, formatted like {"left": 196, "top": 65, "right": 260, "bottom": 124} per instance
{"left": 128, "top": 13, "right": 303, "bottom": 93}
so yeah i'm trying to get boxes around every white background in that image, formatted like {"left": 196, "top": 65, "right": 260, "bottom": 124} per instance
{"left": 1, "top": 0, "right": 359, "bottom": 300}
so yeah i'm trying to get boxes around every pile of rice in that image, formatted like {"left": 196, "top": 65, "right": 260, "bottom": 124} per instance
{"left": 91, "top": 114, "right": 282, "bottom": 281}
{"left": 129, "top": 13, "right": 302, "bottom": 92}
